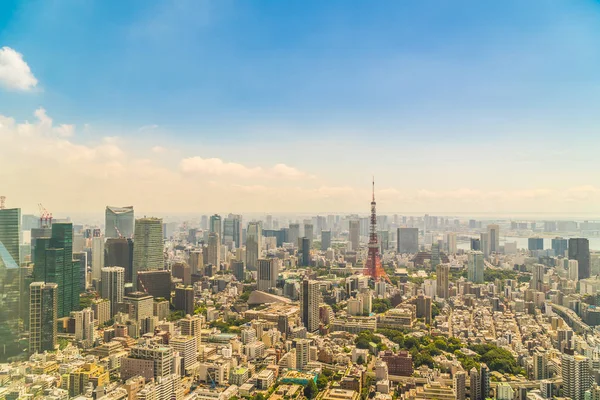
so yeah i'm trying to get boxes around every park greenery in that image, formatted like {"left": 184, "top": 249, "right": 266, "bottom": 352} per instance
{"left": 372, "top": 298, "right": 392, "bottom": 313}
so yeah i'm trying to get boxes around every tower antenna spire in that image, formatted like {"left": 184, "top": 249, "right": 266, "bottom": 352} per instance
{"left": 372, "top": 176, "right": 375, "bottom": 202}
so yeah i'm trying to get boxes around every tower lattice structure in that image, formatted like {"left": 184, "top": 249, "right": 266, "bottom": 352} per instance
{"left": 364, "top": 179, "right": 391, "bottom": 283}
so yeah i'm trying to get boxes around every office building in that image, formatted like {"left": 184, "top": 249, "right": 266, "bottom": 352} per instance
{"left": 101, "top": 266, "right": 125, "bottom": 317}
{"left": 487, "top": 224, "right": 499, "bottom": 255}
{"left": 209, "top": 214, "right": 222, "bottom": 239}
{"left": 171, "top": 262, "right": 191, "bottom": 286}
{"left": 304, "top": 223, "right": 314, "bottom": 246}
{"left": 552, "top": 237, "right": 568, "bottom": 257}
{"left": 105, "top": 206, "right": 134, "bottom": 238}
{"left": 531, "top": 264, "right": 545, "bottom": 292}
{"left": 73, "top": 251, "right": 87, "bottom": 292}
{"left": 33, "top": 223, "right": 80, "bottom": 317}
{"left": 321, "top": 230, "right": 332, "bottom": 251}
{"left": 468, "top": 251, "right": 484, "bottom": 284}
{"left": 170, "top": 335, "right": 198, "bottom": 372}
{"left": 446, "top": 232, "right": 457, "bottom": 254}
{"left": 0, "top": 207, "right": 20, "bottom": 268}
{"left": 223, "top": 214, "right": 242, "bottom": 248}
{"left": 300, "top": 280, "right": 320, "bottom": 333}
{"left": 569, "top": 238, "right": 590, "bottom": 280}
{"left": 257, "top": 258, "right": 279, "bottom": 292}
{"left": 132, "top": 218, "right": 163, "bottom": 290}
{"left": 300, "top": 237, "right": 311, "bottom": 266}
{"left": 207, "top": 232, "right": 221, "bottom": 267}
{"left": 569, "top": 260, "right": 579, "bottom": 282}
{"left": 29, "top": 282, "right": 58, "bottom": 354}
{"left": 105, "top": 237, "right": 134, "bottom": 283}
{"left": 349, "top": 220, "right": 360, "bottom": 251}
{"left": 379, "top": 351, "right": 414, "bottom": 376}
{"left": 398, "top": 228, "right": 418, "bottom": 254}
{"left": 480, "top": 233, "right": 489, "bottom": 257}
{"left": 0, "top": 207, "right": 21, "bottom": 353}
{"left": 232, "top": 260, "right": 245, "bottom": 282}
{"left": 137, "top": 270, "right": 171, "bottom": 302}
{"left": 431, "top": 242, "right": 440, "bottom": 267}
{"left": 180, "top": 314, "right": 202, "bottom": 349}
{"left": 529, "top": 238, "right": 544, "bottom": 251}
{"left": 246, "top": 222, "right": 262, "bottom": 270}
{"left": 121, "top": 344, "right": 174, "bottom": 381}
{"left": 415, "top": 293, "right": 432, "bottom": 324}
{"left": 174, "top": 285, "right": 194, "bottom": 316}
{"left": 92, "top": 298, "right": 111, "bottom": 326}
{"left": 91, "top": 236, "right": 105, "bottom": 283}
{"left": 123, "top": 291, "right": 154, "bottom": 322}
{"left": 72, "top": 307, "right": 94, "bottom": 348}
{"left": 288, "top": 223, "right": 300, "bottom": 247}
{"left": 436, "top": 263, "right": 450, "bottom": 299}
{"left": 470, "top": 238, "right": 481, "bottom": 251}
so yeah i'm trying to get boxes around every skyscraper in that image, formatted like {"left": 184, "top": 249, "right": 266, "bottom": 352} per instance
{"left": 207, "top": 232, "right": 221, "bottom": 267}
{"left": 568, "top": 260, "right": 579, "bottom": 282}
{"left": 29, "top": 282, "right": 58, "bottom": 354}
{"left": 180, "top": 314, "right": 202, "bottom": 349}
{"left": 71, "top": 307, "right": 94, "bottom": 348}
{"left": 480, "top": 232, "right": 489, "bottom": 258}
{"left": 528, "top": 237, "right": 544, "bottom": 251}
{"left": 174, "top": 285, "right": 194, "bottom": 315}
{"left": 454, "top": 371, "right": 466, "bottom": 400}
{"left": 105, "top": 237, "right": 134, "bottom": 283}
{"left": 0, "top": 207, "right": 20, "bottom": 268}
{"left": 246, "top": 222, "right": 262, "bottom": 270}
{"left": 562, "top": 350, "right": 591, "bottom": 400}
{"left": 468, "top": 251, "right": 484, "bottom": 284}
{"left": 300, "top": 280, "right": 320, "bottom": 333}
{"left": 431, "top": 242, "right": 440, "bottom": 268}
{"left": 101, "top": 266, "right": 125, "bottom": 317}
{"left": 486, "top": 224, "right": 499, "bottom": 255}
{"left": 531, "top": 264, "right": 545, "bottom": 292}
{"left": 33, "top": 223, "right": 80, "bottom": 317}
{"left": 469, "top": 367, "right": 480, "bottom": 400}
{"left": 446, "top": 232, "right": 457, "bottom": 254}
{"left": 105, "top": 206, "right": 134, "bottom": 238}
{"left": 209, "top": 214, "right": 222, "bottom": 240}
{"left": 288, "top": 223, "right": 300, "bottom": 247}
{"left": 436, "top": 263, "right": 450, "bottom": 299}
{"left": 300, "top": 237, "right": 311, "bottom": 266}
{"left": 232, "top": 260, "right": 245, "bottom": 282}
{"left": 223, "top": 214, "right": 242, "bottom": 248}
{"left": 132, "top": 218, "right": 163, "bottom": 290}
{"left": 349, "top": 220, "right": 360, "bottom": 251}
{"left": 304, "top": 223, "right": 314, "bottom": 246}
{"left": 552, "top": 237, "right": 568, "bottom": 257}
{"left": 257, "top": 258, "right": 279, "bottom": 292}
{"left": 397, "top": 228, "right": 418, "bottom": 254}
{"left": 321, "top": 230, "right": 332, "bottom": 251}
{"left": 294, "top": 338, "right": 310, "bottom": 371}
{"left": 91, "top": 236, "right": 105, "bottom": 283}
{"left": 569, "top": 238, "right": 590, "bottom": 280}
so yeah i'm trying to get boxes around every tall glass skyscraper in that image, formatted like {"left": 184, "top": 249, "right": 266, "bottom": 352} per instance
{"left": 105, "top": 206, "right": 134, "bottom": 238}
{"left": 132, "top": 218, "right": 163, "bottom": 290}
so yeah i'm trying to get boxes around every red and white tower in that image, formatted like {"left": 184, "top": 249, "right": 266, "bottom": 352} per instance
{"left": 364, "top": 178, "right": 391, "bottom": 283}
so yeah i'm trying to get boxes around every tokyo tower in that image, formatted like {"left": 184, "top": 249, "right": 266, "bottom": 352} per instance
{"left": 364, "top": 179, "right": 391, "bottom": 283}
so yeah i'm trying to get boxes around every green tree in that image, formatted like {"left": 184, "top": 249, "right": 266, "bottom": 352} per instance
{"left": 304, "top": 380, "right": 318, "bottom": 399}
{"left": 357, "top": 355, "right": 365, "bottom": 365}
{"left": 317, "top": 374, "right": 329, "bottom": 390}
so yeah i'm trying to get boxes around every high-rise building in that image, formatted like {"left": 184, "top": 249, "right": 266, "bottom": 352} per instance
{"left": 562, "top": 350, "right": 591, "bottom": 400}
{"left": 300, "top": 237, "right": 311, "bottom": 266}
{"left": 294, "top": 338, "right": 310, "bottom": 371}
{"left": 533, "top": 349, "right": 548, "bottom": 380}
{"left": 180, "top": 314, "right": 202, "bottom": 349}
{"left": 415, "top": 293, "right": 432, "bottom": 324}
{"left": 528, "top": 237, "right": 544, "bottom": 251}
{"left": 480, "top": 233, "right": 489, "bottom": 258}
{"left": 469, "top": 367, "right": 480, "bottom": 400}
{"left": 487, "top": 224, "right": 499, "bottom": 255}
{"left": 29, "top": 282, "right": 58, "bottom": 354}
{"left": 257, "top": 258, "right": 279, "bottom": 292}
{"left": 454, "top": 371, "right": 466, "bottom": 400}
{"left": 246, "top": 222, "right": 262, "bottom": 270}
{"left": 33, "top": 223, "right": 80, "bottom": 317}
{"left": 123, "top": 291, "right": 154, "bottom": 322}
{"left": 71, "top": 307, "right": 94, "bottom": 348}
{"left": 174, "top": 285, "right": 194, "bottom": 316}
{"left": 170, "top": 335, "right": 198, "bottom": 372}
{"left": 470, "top": 238, "right": 481, "bottom": 251}
{"left": 431, "top": 242, "right": 440, "bottom": 268}
{"left": 73, "top": 252, "right": 87, "bottom": 292}
{"left": 288, "top": 223, "right": 300, "bottom": 247}
{"left": 321, "top": 230, "right": 332, "bottom": 251}
{"left": 0, "top": 207, "right": 22, "bottom": 357}
{"left": 552, "top": 237, "right": 568, "bottom": 257}
{"left": 397, "top": 228, "right": 418, "bottom": 254}
{"left": 0, "top": 207, "right": 20, "bottom": 268}
{"left": 105, "top": 238, "right": 134, "bottom": 283}
{"left": 480, "top": 363, "right": 490, "bottom": 400}
{"left": 171, "top": 262, "right": 191, "bottom": 286}
{"left": 101, "top": 266, "right": 125, "bottom": 317}
{"left": 137, "top": 270, "right": 171, "bottom": 301}
{"left": 223, "top": 214, "right": 242, "bottom": 248}
{"left": 122, "top": 344, "right": 174, "bottom": 381}
{"left": 468, "top": 251, "right": 484, "bottom": 284}
{"left": 132, "top": 218, "right": 163, "bottom": 290}
{"left": 569, "top": 238, "right": 590, "bottom": 280}
{"left": 209, "top": 214, "right": 222, "bottom": 240}
{"left": 349, "top": 220, "right": 360, "bottom": 251}
{"left": 436, "top": 263, "right": 450, "bottom": 299}
{"left": 300, "top": 280, "right": 320, "bottom": 333}
{"left": 91, "top": 236, "right": 105, "bottom": 283}
{"left": 531, "top": 264, "right": 545, "bottom": 292}
{"left": 232, "top": 260, "right": 245, "bottom": 282}
{"left": 446, "top": 232, "right": 457, "bottom": 254}
{"left": 207, "top": 233, "right": 221, "bottom": 267}
{"left": 105, "top": 206, "right": 134, "bottom": 238}
{"left": 304, "top": 223, "right": 314, "bottom": 246}
{"left": 569, "top": 260, "right": 579, "bottom": 282}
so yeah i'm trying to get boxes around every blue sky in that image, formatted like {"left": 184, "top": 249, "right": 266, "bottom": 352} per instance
{"left": 2, "top": 0, "right": 600, "bottom": 213}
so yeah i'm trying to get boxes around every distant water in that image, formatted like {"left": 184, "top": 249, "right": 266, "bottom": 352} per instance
{"left": 457, "top": 236, "right": 600, "bottom": 252}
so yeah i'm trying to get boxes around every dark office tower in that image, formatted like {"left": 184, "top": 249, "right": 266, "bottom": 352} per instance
{"left": 552, "top": 237, "right": 569, "bottom": 257}
{"left": 232, "top": 260, "right": 245, "bottom": 282}
{"left": 300, "top": 280, "right": 320, "bottom": 333}
{"left": 174, "top": 285, "right": 194, "bottom": 315}
{"left": 209, "top": 214, "right": 222, "bottom": 240}
{"left": 137, "top": 270, "right": 171, "bottom": 302}
{"left": 569, "top": 238, "right": 590, "bottom": 280}
{"left": 469, "top": 219, "right": 477, "bottom": 229}
{"left": 257, "top": 258, "right": 279, "bottom": 292}
{"left": 105, "top": 206, "right": 134, "bottom": 238}
{"left": 528, "top": 238, "right": 544, "bottom": 251}
{"left": 101, "top": 267, "right": 124, "bottom": 317}
{"left": 105, "top": 237, "right": 134, "bottom": 283}
{"left": 29, "top": 282, "right": 58, "bottom": 354}
{"left": 0, "top": 207, "right": 21, "bottom": 268}
{"left": 300, "top": 237, "right": 311, "bottom": 266}
{"left": 188, "top": 228, "right": 198, "bottom": 244}
{"left": 171, "top": 262, "right": 191, "bottom": 286}
{"left": 288, "top": 223, "right": 300, "bottom": 247}
{"left": 397, "top": 228, "right": 418, "bottom": 254}
{"left": 321, "top": 230, "right": 332, "bottom": 251}
{"left": 33, "top": 223, "right": 80, "bottom": 318}
{"left": 223, "top": 214, "right": 242, "bottom": 248}
{"left": 470, "top": 238, "right": 481, "bottom": 251}
{"left": 304, "top": 223, "right": 314, "bottom": 246}
{"left": 30, "top": 227, "right": 52, "bottom": 261}
{"left": 73, "top": 252, "right": 87, "bottom": 292}
{"left": 480, "top": 363, "right": 490, "bottom": 400}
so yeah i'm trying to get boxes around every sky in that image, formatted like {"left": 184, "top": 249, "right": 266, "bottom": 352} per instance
{"left": 2, "top": 0, "right": 600, "bottom": 216}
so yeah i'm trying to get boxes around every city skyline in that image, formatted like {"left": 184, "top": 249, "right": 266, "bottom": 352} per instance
{"left": 2, "top": 1, "right": 600, "bottom": 213}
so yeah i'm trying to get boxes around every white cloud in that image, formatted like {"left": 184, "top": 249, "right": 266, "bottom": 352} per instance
{"left": 179, "top": 156, "right": 310, "bottom": 180}
{"left": 151, "top": 145, "right": 167, "bottom": 154}
{"left": 0, "top": 47, "right": 38, "bottom": 91}
{"left": 138, "top": 124, "right": 159, "bottom": 132}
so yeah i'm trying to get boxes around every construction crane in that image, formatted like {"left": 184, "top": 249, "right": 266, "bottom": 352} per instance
{"left": 0, "top": 196, "right": 5, "bottom": 210}
{"left": 38, "top": 203, "right": 53, "bottom": 228}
